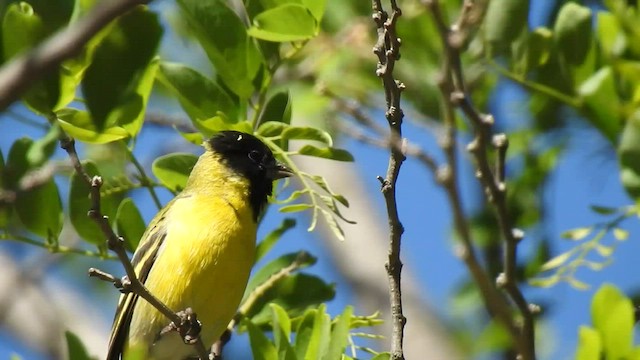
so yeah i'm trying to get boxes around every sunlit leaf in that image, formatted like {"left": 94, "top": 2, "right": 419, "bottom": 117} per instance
{"left": 567, "top": 277, "right": 590, "bottom": 290}
{"left": 151, "top": 153, "right": 198, "bottom": 193}
{"left": 248, "top": 4, "right": 317, "bottom": 42}
{"left": 575, "top": 326, "right": 601, "bottom": 360}
{"left": 529, "top": 274, "right": 560, "bottom": 288}
{"left": 613, "top": 228, "right": 629, "bottom": 241}
{"left": 325, "top": 305, "right": 353, "bottom": 360}
{"left": 578, "top": 67, "right": 621, "bottom": 143}
{"left": 539, "top": 251, "right": 572, "bottom": 272}
{"left": 283, "top": 126, "right": 333, "bottom": 146}
{"left": 297, "top": 145, "right": 354, "bottom": 161}
{"left": 279, "top": 203, "right": 314, "bottom": 213}
{"left": 561, "top": 227, "right": 592, "bottom": 241}
{"left": 157, "top": 62, "right": 238, "bottom": 134}
{"left": 2, "top": 2, "right": 63, "bottom": 113}
{"left": 592, "top": 284, "right": 634, "bottom": 359}
{"left": 244, "top": 318, "right": 278, "bottom": 360}
{"left": 57, "top": 108, "right": 129, "bottom": 144}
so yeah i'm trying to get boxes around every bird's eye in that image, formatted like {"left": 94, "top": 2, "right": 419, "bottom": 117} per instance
{"left": 248, "top": 150, "right": 261, "bottom": 163}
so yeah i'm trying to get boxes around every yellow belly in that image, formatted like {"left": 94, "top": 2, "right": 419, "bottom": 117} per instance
{"left": 128, "top": 193, "right": 256, "bottom": 359}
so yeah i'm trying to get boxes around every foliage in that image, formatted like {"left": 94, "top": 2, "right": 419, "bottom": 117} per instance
{"left": 575, "top": 284, "right": 640, "bottom": 360}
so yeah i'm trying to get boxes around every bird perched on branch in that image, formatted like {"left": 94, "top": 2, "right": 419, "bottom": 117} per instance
{"left": 107, "top": 131, "right": 292, "bottom": 359}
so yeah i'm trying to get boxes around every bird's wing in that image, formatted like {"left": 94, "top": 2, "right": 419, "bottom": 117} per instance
{"left": 105, "top": 206, "right": 169, "bottom": 360}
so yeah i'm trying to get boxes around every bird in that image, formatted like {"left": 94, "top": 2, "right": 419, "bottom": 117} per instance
{"left": 106, "top": 130, "right": 292, "bottom": 359}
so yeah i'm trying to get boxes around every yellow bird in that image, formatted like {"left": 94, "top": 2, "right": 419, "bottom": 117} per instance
{"left": 106, "top": 131, "right": 292, "bottom": 359}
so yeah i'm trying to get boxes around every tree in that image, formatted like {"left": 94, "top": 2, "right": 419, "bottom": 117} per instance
{"left": 0, "top": 0, "right": 639, "bottom": 359}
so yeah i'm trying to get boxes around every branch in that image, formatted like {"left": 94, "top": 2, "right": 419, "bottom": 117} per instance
{"left": 59, "top": 136, "right": 210, "bottom": 360}
{"left": 371, "top": 1, "right": 407, "bottom": 359}
{"left": 424, "top": 1, "right": 535, "bottom": 358}
{"left": 0, "top": 0, "right": 150, "bottom": 112}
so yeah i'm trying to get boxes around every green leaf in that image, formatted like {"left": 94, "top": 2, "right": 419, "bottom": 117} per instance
{"left": 2, "top": 2, "right": 63, "bottom": 113}
{"left": 69, "top": 161, "right": 118, "bottom": 246}
{"left": 178, "top": 0, "right": 261, "bottom": 99}
{"left": 115, "top": 198, "right": 146, "bottom": 253}
{"left": 248, "top": 273, "right": 335, "bottom": 326}
{"left": 613, "top": 228, "right": 629, "bottom": 241}
{"left": 576, "top": 326, "right": 601, "bottom": 360}
{"left": 283, "top": 126, "right": 333, "bottom": 146}
{"left": 4, "top": 137, "right": 62, "bottom": 239}
{"left": 294, "top": 309, "right": 316, "bottom": 359}
{"left": 302, "top": 0, "right": 326, "bottom": 22}
{"left": 308, "top": 174, "right": 349, "bottom": 206}
{"left": 554, "top": 2, "right": 592, "bottom": 66}
{"left": 474, "top": 321, "right": 512, "bottom": 353}
{"left": 271, "top": 304, "right": 296, "bottom": 360}
{"left": 594, "top": 243, "right": 613, "bottom": 257}
{"left": 4, "top": 138, "right": 33, "bottom": 189}
{"left": 15, "top": 177, "right": 63, "bottom": 240}
{"left": 590, "top": 205, "right": 618, "bottom": 215}
{"left": 244, "top": 318, "right": 279, "bottom": 360}
{"left": 325, "top": 306, "right": 353, "bottom": 360}
{"left": 485, "top": 0, "right": 529, "bottom": 55}
{"left": 304, "top": 303, "right": 331, "bottom": 359}
{"left": 56, "top": 108, "right": 129, "bottom": 144}
{"left": 567, "top": 277, "right": 590, "bottom": 290}
{"left": 248, "top": 4, "right": 317, "bottom": 42}
{"left": 591, "top": 284, "right": 634, "bottom": 359}
{"left": 157, "top": 62, "right": 238, "bottom": 134}
{"left": 297, "top": 145, "right": 354, "bottom": 161}
{"left": 256, "top": 218, "right": 296, "bottom": 262}
{"left": 2, "top": 3, "right": 44, "bottom": 58}
{"left": 244, "top": 251, "right": 316, "bottom": 302}
{"left": 82, "top": 7, "right": 161, "bottom": 134}
{"left": 619, "top": 111, "right": 640, "bottom": 199}
{"left": 65, "top": 331, "right": 92, "bottom": 360}
{"left": 175, "top": 128, "right": 204, "bottom": 146}
{"left": 596, "top": 12, "right": 622, "bottom": 58}
{"left": 371, "top": 354, "right": 391, "bottom": 360}
{"left": 525, "top": 27, "right": 553, "bottom": 69}
{"left": 561, "top": 227, "right": 592, "bottom": 241}
{"left": 578, "top": 67, "right": 621, "bottom": 143}
{"left": 151, "top": 153, "right": 198, "bottom": 193}
{"left": 258, "top": 90, "right": 292, "bottom": 126}
{"left": 279, "top": 203, "right": 314, "bottom": 213}
{"left": 26, "top": 125, "right": 60, "bottom": 167}
{"left": 529, "top": 274, "right": 560, "bottom": 288}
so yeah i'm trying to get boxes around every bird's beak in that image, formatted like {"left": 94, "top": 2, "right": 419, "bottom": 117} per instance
{"left": 269, "top": 161, "right": 293, "bottom": 180}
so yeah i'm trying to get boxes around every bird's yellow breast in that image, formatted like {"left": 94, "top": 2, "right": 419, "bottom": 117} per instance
{"left": 128, "top": 172, "right": 256, "bottom": 359}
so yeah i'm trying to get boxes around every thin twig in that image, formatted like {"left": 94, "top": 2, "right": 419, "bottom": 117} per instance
{"left": 59, "top": 136, "right": 210, "bottom": 359}
{"left": 424, "top": 1, "right": 535, "bottom": 358}
{"left": 0, "top": 0, "right": 150, "bottom": 111}
{"left": 371, "top": 1, "right": 406, "bottom": 359}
